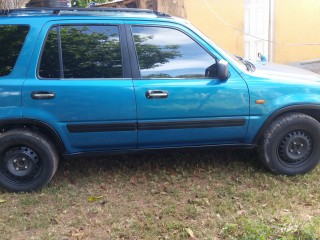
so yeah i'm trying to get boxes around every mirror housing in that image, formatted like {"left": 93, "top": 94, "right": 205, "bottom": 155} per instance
{"left": 218, "top": 60, "right": 230, "bottom": 80}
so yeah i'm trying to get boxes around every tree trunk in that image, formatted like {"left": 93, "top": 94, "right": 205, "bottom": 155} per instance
{"left": 0, "top": 0, "right": 29, "bottom": 10}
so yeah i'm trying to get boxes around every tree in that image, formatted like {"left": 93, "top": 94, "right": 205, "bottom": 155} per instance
{"left": 0, "top": 25, "right": 29, "bottom": 76}
{"left": 134, "top": 34, "right": 181, "bottom": 70}
{"left": 71, "top": 0, "right": 111, "bottom": 7}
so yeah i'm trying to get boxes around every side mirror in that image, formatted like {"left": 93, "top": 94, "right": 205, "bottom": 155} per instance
{"left": 218, "top": 60, "right": 230, "bottom": 80}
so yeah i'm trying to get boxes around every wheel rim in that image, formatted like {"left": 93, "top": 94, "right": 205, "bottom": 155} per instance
{"left": 0, "top": 146, "right": 41, "bottom": 184}
{"left": 278, "top": 130, "right": 313, "bottom": 165}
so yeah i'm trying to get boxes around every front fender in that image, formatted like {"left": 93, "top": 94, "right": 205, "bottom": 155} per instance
{"left": 248, "top": 104, "right": 320, "bottom": 145}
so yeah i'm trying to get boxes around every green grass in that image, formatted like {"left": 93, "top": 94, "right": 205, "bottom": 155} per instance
{"left": 1, "top": 149, "right": 320, "bottom": 239}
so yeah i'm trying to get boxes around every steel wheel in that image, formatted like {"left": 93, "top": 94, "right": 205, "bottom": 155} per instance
{"left": 278, "top": 130, "right": 313, "bottom": 165}
{"left": 0, "top": 129, "right": 59, "bottom": 192}
{"left": 1, "top": 146, "right": 42, "bottom": 185}
{"left": 259, "top": 113, "right": 320, "bottom": 175}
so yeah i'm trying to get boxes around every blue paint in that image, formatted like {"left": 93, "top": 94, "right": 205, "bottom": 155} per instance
{"left": 1, "top": 10, "right": 320, "bottom": 154}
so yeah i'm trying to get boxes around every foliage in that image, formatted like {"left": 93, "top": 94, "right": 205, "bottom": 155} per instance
{"left": 40, "top": 25, "right": 181, "bottom": 78}
{"left": 0, "top": 25, "right": 29, "bottom": 76}
{"left": 61, "top": 26, "right": 122, "bottom": 78}
{"left": 71, "top": 0, "right": 111, "bottom": 7}
{"left": 134, "top": 34, "right": 181, "bottom": 71}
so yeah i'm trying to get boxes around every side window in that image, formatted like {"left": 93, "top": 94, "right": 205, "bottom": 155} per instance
{"left": 131, "top": 26, "right": 217, "bottom": 79}
{"left": 0, "top": 25, "right": 30, "bottom": 77}
{"left": 39, "top": 25, "right": 123, "bottom": 79}
{"left": 39, "top": 27, "right": 60, "bottom": 78}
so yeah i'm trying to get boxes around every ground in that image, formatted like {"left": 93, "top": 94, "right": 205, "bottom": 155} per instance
{"left": 1, "top": 149, "right": 320, "bottom": 239}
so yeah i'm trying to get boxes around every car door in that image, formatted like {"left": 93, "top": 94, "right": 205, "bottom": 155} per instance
{"left": 23, "top": 21, "right": 137, "bottom": 153}
{"left": 126, "top": 23, "right": 250, "bottom": 148}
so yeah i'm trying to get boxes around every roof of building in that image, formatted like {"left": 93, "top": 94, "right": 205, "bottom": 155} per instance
{"left": 0, "top": 7, "right": 171, "bottom": 18}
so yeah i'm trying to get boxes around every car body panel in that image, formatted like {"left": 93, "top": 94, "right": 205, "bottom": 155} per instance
{"left": 0, "top": 11, "right": 320, "bottom": 155}
{"left": 22, "top": 19, "right": 137, "bottom": 153}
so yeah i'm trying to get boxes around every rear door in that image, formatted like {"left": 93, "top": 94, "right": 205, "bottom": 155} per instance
{"left": 23, "top": 20, "right": 137, "bottom": 153}
{"left": 126, "top": 22, "right": 250, "bottom": 148}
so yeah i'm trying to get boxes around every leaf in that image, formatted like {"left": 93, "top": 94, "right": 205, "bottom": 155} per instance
{"left": 185, "top": 228, "right": 196, "bottom": 239}
{"left": 188, "top": 198, "right": 202, "bottom": 205}
{"left": 282, "top": 209, "right": 291, "bottom": 213}
{"left": 203, "top": 198, "right": 210, "bottom": 206}
{"left": 130, "top": 175, "right": 138, "bottom": 185}
{"left": 99, "top": 183, "right": 107, "bottom": 190}
{"left": 88, "top": 196, "right": 103, "bottom": 203}
{"left": 237, "top": 210, "right": 246, "bottom": 215}
{"left": 50, "top": 217, "right": 59, "bottom": 225}
{"left": 0, "top": 199, "right": 6, "bottom": 204}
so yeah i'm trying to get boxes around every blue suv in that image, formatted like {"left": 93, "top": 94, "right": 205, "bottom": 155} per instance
{"left": 1, "top": 8, "right": 320, "bottom": 192}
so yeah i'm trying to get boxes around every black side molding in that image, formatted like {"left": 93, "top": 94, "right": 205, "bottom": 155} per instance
{"left": 138, "top": 119, "right": 245, "bottom": 130}
{"left": 67, "top": 118, "right": 246, "bottom": 133}
{"left": 67, "top": 123, "right": 137, "bottom": 133}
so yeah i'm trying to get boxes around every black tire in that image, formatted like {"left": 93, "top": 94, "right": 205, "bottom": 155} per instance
{"left": 0, "top": 129, "right": 59, "bottom": 192}
{"left": 259, "top": 113, "right": 320, "bottom": 175}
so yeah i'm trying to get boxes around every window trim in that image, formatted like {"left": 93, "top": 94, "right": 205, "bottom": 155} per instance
{"left": 0, "top": 24, "right": 31, "bottom": 78}
{"left": 37, "top": 24, "right": 129, "bottom": 80}
{"left": 57, "top": 25, "right": 64, "bottom": 79}
{"left": 126, "top": 24, "right": 219, "bottom": 80}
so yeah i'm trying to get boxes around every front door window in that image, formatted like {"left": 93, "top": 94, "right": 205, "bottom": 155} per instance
{"left": 131, "top": 26, "right": 218, "bottom": 79}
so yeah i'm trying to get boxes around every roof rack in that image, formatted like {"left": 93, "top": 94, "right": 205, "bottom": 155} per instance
{"left": 0, "top": 7, "right": 171, "bottom": 18}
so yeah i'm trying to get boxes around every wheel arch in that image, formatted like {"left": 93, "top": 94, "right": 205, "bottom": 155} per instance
{"left": 253, "top": 104, "right": 320, "bottom": 145}
{"left": 0, "top": 118, "right": 66, "bottom": 154}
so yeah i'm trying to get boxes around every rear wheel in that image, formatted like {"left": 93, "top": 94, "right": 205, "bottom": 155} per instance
{"left": 0, "top": 129, "right": 58, "bottom": 192}
{"left": 259, "top": 113, "right": 320, "bottom": 175}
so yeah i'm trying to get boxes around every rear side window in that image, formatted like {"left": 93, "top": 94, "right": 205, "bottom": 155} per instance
{"left": 0, "top": 25, "right": 30, "bottom": 77}
{"left": 39, "top": 25, "right": 123, "bottom": 79}
{"left": 39, "top": 27, "right": 60, "bottom": 78}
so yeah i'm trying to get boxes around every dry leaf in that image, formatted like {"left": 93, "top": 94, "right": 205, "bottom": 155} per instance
{"left": 203, "top": 198, "right": 210, "bottom": 206}
{"left": 188, "top": 198, "right": 202, "bottom": 205}
{"left": 50, "top": 218, "right": 59, "bottom": 225}
{"left": 0, "top": 199, "right": 6, "bottom": 204}
{"left": 71, "top": 231, "right": 85, "bottom": 240}
{"left": 88, "top": 196, "right": 103, "bottom": 202}
{"left": 130, "top": 175, "right": 138, "bottom": 185}
{"left": 237, "top": 210, "right": 246, "bottom": 215}
{"left": 185, "top": 228, "right": 196, "bottom": 239}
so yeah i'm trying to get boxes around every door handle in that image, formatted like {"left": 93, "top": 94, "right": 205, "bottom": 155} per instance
{"left": 145, "top": 90, "right": 169, "bottom": 99}
{"left": 31, "top": 91, "right": 55, "bottom": 100}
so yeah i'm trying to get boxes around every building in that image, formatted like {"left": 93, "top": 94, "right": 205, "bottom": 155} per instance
{"left": 95, "top": 0, "right": 320, "bottom": 68}
{"left": 94, "top": 0, "right": 186, "bottom": 18}
{"left": 25, "top": 0, "right": 71, "bottom": 7}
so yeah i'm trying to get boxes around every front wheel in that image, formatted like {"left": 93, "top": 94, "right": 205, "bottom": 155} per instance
{"left": 259, "top": 113, "right": 320, "bottom": 175}
{"left": 0, "top": 129, "right": 59, "bottom": 192}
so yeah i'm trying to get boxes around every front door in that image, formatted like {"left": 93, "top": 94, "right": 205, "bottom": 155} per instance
{"left": 127, "top": 24, "right": 249, "bottom": 148}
